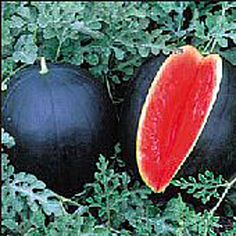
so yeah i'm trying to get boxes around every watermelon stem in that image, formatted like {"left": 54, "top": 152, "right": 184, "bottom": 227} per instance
{"left": 209, "top": 39, "right": 217, "bottom": 53}
{"left": 105, "top": 76, "right": 114, "bottom": 102}
{"left": 210, "top": 176, "right": 236, "bottom": 216}
{"left": 203, "top": 176, "right": 236, "bottom": 236}
{"left": 203, "top": 38, "right": 213, "bottom": 55}
{"left": 202, "top": 38, "right": 217, "bottom": 55}
{"left": 39, "top": 57, "right": 49, "bottom": 74}
{"left": 55, "top": 41, "right": 62, "bottom": 61}
{"left": 56, "top": 194, "right": 82, "bottom": 208}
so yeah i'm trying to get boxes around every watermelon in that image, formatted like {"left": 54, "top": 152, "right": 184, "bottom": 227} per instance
{"left": 2, "top": 58, "right": 117, "bottom": 197}
{"left": 120, "top": 45, "right": 236, "bottom": 193}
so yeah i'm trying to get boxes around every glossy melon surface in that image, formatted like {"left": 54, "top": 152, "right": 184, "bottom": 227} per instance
{"left": 120, "top": 45, "right": 236, "bottom": 193}
{"left": 3, "top": 64, "right": 117, "bottom": 197}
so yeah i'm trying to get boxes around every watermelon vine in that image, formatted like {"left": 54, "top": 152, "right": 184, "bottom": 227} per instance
{"left": 2, "top": 2, "right": 236, "bottom": 235}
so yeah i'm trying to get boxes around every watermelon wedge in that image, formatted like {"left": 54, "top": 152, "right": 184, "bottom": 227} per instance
{"left": 136, "top": 45, "right": 222, "bottom": 192}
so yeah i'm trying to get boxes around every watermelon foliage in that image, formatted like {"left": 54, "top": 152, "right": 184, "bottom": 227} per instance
{"left": 2, "top": 1, "right": 236, "bottom": 235}
{"left": 2, "top": 130, "right": 236, "bottom": 235}
{"left": 2, "top": 2, "right": 236, "bottom": 100}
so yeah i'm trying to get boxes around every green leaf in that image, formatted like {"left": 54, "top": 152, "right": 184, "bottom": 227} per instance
{"left": 71, "top": 52, "right": 84, "bottom": 65}
{"left": 18, "top": 5, "right": 31, "bottom": 19}
{"left": 7, "top": 171, "right": 65, "bottom": 216}
{"left": 159, "top": 2, "right": 176, "bottom": 13}
{"left": 126, "top": 6, "right": 147, "bottom": 18}
{"left": 88, "top": 21, "right": 102, "bottom": 30}
{"left": 43, "top": 38, "right": 59, "bottom": 60}
{"left": 138, "top": 46, "right": 150, "bottom": 57}
{"left": 220, "top": 48, "right": 236, "bottom": 65}
{"left": 27, "top": 22, "right": 38, "bottom": 32}
{"left": 10, "top": 15, "right": 25, "bottom": 28}
{"left": 86, "top": 53, "right": 99, "bottom": 65}
{"left": 37, "top": 12, "right": 49, "bottom": 28}
{"left": 72, "top": 21, "right": 104, "bottom": 39}
{"left": 43, "top": 26, "right": 57, "bottom": 39}
{"left": 2, "top": 129, "right": 15, "bottom": 148}
{"left": 113, "top": 47, "right": 125, "bottom": 60}
{"left": 12, "top": 35, "right": 38, "bottom": 64}
{"left": 217, "top": 37, "right": 228, "bottom": 48}
{"left": 206, "top": 15, "right": 217, "bottom": 30}
{"left": 151, "top": 45, "right": 160, "bottom": 55}
{"left": 2, "top": 219, "right": 18, "bottom": 231}
{"left": 2, "top": 20, "right": 12, "bottom": 46}
{"left": 111, "top": 75, "right": 121, "bottom": 84}
{"left": 173, "top": 171, "right": 227, "bottom": 204}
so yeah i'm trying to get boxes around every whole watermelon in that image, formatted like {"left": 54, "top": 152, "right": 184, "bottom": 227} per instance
{"left": 2, "top": 61, "right": 117, "bottom": 197}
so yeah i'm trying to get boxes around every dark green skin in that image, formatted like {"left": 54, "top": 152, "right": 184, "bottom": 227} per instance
{"left": 3, "top": 64, "right": 117, "bottom": 197}
{"left": 120, "top": 55, "right": 236, "bottom": 181}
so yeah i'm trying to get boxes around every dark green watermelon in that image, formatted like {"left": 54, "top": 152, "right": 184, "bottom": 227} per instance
{"left": 120, "top": 53, "right": 236, "bottom": 184}
{"left": 3, "top": 62, "right": 117, "bottom": 197}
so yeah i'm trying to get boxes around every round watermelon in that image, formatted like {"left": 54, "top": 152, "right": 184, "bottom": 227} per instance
{"left": 2, "top": 59, "right": 117, "bottom": 197}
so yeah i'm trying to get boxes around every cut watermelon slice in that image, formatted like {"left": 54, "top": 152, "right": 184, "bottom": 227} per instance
{"left": 136, "top": 45, "right": 222, "bottom": 192}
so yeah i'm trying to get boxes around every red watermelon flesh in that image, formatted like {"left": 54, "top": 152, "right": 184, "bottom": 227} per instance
{"left": 136, "top": 45, "right": 222, "bottom": 193}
